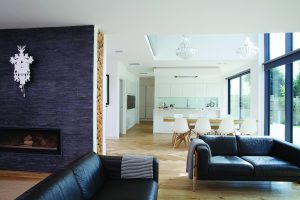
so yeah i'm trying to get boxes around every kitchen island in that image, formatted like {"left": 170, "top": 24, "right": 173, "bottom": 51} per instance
{"left": 153, "top": 108, "right": 220, "bottom": 133}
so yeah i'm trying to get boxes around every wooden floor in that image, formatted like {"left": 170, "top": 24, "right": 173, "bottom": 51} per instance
{"left": 107, "top": 121, "right": 300, "bottom": 200}
{"left": 1, "top": 121, "right": 299, "bottom": 200}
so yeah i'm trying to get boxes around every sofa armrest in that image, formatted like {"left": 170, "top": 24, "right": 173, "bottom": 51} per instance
{"left": 195, "top": 143, "right": 211, "bottom": 178}
{"left": 272, "top": 139, "right": 300, "bottom": 167}
{"left": 100, "top": 155, "right": 159, "bottom": 183}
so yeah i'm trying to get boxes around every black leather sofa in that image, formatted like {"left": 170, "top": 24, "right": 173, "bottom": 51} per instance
{"left": 194, "top": 135, "right": 300, "bottom": 183}
{"left": 17, "top": 152, "right": 159, "bottom": 200}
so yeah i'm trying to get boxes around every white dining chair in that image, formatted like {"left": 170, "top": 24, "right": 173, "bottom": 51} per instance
{"left": 172, "top": 118, "right": 190, "bottom": 148}
{"left": 217, "top": 118, "right": 235, "bottom": 135}
{"left": 192, "top": 118, "right": 213, "bottom": 136}
{"left": 171, "top": 114, "right": 184, "bottom": 129}
{"left": 239, "top": 118, "right": 257, "bottom": 135}
{"left": 188, "top": 114, "right": 201, "bottom": 127}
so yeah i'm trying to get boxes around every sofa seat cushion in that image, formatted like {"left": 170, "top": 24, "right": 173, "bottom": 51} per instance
{"left": 209, "top": 156, "right": 254, "bottom": 176}
{"left": 241, "top": 156, "right": 300, "bottom": 177}
{"left": 92, "top": 180, "right": 158, "bottom": 200}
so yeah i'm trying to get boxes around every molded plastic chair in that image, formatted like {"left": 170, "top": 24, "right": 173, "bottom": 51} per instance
{"left": 217, "top": 118, "right": 235, "bottom": 135}
{"left": 188, "top": 114, "right": 201, "bottom": 127}
{"left": 240, "top": 118, "right": 257, "bottom": 135}
{"left": 172, "top": 118, "right": 190, "bottom": 148}
{"left": 192, "top": 118, "right": 213, "bottom": 136}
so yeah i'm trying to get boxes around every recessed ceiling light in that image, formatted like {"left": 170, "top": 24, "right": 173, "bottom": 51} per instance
{"left": 217, "top": 62, "right": 227, "bottom": 65}
{"left": 139, "top": 72, "right": 148, "bottom": 75}
{"left": 128, "top": 63, "right": 140, "bottom": 66}
{"left": 114, "top": 50, "right": 123, "bottom": 53}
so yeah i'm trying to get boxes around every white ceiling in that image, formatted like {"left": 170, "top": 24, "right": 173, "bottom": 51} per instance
{"left": 1, "top": 0, "right": 299, "bottom": 76}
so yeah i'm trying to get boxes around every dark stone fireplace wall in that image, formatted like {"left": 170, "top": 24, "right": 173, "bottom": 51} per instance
{"left": 0, "top": 26, "right": 94, "bottom": 172}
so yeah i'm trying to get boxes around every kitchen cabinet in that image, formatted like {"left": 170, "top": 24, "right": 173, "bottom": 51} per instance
{"left": 158, "top": 84, "right": 170, "bottom": 97}
{"left": 170, "top": 84, "right": 182, "bottom": 97}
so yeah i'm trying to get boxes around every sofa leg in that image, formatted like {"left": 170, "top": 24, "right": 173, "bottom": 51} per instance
{"left": 193, "top": 175, "right": 196, "bottom": 192}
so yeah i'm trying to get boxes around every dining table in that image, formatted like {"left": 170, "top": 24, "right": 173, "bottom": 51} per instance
{"left": 163, "top": 117, "right": 244, "bottom": 129}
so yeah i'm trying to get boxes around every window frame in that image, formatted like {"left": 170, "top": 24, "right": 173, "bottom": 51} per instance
{"left": 227, "top": 69, "right": 251, "bottom": 119}
{"left": 264, "top": 33, "right": 300, "bottom": 143}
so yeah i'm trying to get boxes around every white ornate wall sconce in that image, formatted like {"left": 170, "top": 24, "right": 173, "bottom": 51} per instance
{"left": 10, "top": 46, "right": 34, "bottom": 97}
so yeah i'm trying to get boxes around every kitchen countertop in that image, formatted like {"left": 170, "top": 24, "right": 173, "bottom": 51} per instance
{"left": 154, "top": 108, "right": 220, "bottom": 111}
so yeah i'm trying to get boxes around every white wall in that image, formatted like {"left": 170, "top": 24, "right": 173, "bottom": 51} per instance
{"left": 105, "top": 60, "right": 139, "bottom": 139}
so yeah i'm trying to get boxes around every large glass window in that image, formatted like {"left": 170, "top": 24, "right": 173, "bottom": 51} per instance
{"left": 293, "top": 33, "right": 300, "bottom": 50}
{"left": 265, "top": 33, "right": 300, "bottom": 144}
{"left": 270, "top": 33, "right": 285, "bottom": 59}
{"left": 230, "top": 77, "right": 240, "bottom": 119}
{"left": 228, "top": 72, "right": 251, "bottom": 119}
{"left": 293, "top": 61, "right": 300, "bottom": 145}
{"left": 269, "top": 66, "right": 285, "bottom": 141}
{"left": 241, "top": 73, "right": 251, "bottom": 119}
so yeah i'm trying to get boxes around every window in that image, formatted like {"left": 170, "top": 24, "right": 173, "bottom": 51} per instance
{"left": 293, "top": 32, "right": 300, "bottom": 50}
{"left": 269, "top": 66, "right": 285, "bottom": 141}
{"left": 270, "top": 33, "right": 286, "bottom": 59}
{"left": 264, "top": 33, "right": 300, "bottom": 144}
{"left": 293, "top": 61, "right": 300, "bottom": 145}
{"left": 228, "top": 70, "right": 251, "bottom": 119}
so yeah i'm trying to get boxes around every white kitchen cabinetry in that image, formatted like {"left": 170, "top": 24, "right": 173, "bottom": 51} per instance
{"left": 170, "top": 84, "right": 182, "bottom": 97}
{"left": 157, "top": 82, "right": 220, "bottom": 98}
{"left": 205, "top": 83, "right": 220, "bottom": 98}
{"left": 158, "top": 84, "right": 170, "bottom": 97}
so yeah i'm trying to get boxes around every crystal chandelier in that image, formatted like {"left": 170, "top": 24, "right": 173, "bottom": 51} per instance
{"left": 236, "top": 36, "right": 259, "bottom": 58}
{"left": 176, "top": 35, "right": 196, "bottom": 60}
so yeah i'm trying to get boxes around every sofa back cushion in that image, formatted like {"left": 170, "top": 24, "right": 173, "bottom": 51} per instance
{"left": 237, "top": 136, "right": 273, "bottom": 156}
{"left": 199, "top": 135, "right": 238, "bottom": 156}
{"left": 71, "top": 152, "right": 106, "bottom": 199}
{"left": 16, "top": 169, "right": 83, "bottom": 200}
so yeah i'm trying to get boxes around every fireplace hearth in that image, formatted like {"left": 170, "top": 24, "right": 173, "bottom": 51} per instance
{"left": 0, "top": 128, "right": 61, "bottom": 154}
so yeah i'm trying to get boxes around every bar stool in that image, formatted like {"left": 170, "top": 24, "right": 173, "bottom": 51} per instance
{"left": 172, "top": 118, "right": 190, "bottom": 148}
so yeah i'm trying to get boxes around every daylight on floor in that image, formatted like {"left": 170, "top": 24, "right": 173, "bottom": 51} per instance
{"left": 0, "top": 1, "right": 300, "bottom": 200}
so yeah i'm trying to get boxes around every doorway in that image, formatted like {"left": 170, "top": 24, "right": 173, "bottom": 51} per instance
{"left": 139, "top": 77, "right": 154, "bottom": 122}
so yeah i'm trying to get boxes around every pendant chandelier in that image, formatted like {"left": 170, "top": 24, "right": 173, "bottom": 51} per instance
{"left": 176, "top": 35, "right": 196, "bottom": 60}
{"left": 236, "top": 36, "right": 259, "bottom": 58}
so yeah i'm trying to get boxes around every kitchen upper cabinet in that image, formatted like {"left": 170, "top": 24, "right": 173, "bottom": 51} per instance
{"left": 157, "top": 82, "right": 220, "bottom": 98}
{"left": 158, "top": 84, "right": 170, "bottom": 97}
{"left": 170, "top": 84, "right": 182, "bottom": 97}
{"left": 182, "top": 84, "right": 196, "bottom": 97}
{"left": 205, "top": 83, "right": 220, "bottom": 98}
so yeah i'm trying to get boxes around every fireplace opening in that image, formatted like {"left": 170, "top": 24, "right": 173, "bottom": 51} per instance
{"left": 0, "top": 128, "right": 61, "bottom": 154}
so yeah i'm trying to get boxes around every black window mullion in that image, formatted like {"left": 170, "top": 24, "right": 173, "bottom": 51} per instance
{"left": 285, "top": 33, "right": 293, "bottom": 142}
{"left": 239, "top": 76, "right": 242, "bottom": 119}
{"left": 264, "top": 33, "right": 270, "bottom": 136}
{"left": 285, "top": 63, "right": 293, "bottom": 142}
{"left": 228, "top": 79, "right": 231, "bottom": 115}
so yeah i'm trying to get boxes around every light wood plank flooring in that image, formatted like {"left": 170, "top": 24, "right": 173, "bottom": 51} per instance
{"left": 1, "top": 121, "right": 299, "bottom": 200}
{"left": 107, "top": 121, "right": 300, "bottom": 200}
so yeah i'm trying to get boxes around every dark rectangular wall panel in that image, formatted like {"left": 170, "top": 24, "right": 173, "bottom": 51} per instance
{"left": 0, "top": 25, "right": 94, "bottom": 172}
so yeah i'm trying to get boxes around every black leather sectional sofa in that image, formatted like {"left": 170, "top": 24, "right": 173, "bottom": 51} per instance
{"left": 17, "top": 152, "right": 159, "bottom": 200}
{"left": 194, "top": 135, "right": 300, "bottom": 183}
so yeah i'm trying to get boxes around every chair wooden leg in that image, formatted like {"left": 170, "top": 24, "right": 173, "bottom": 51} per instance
{"left": 172, "top": 133, "right": 175, "bottom": 145}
